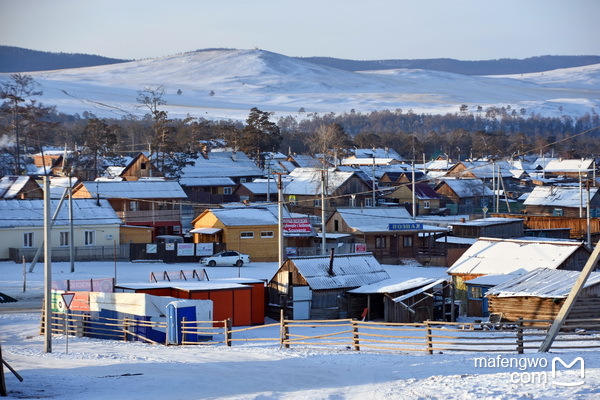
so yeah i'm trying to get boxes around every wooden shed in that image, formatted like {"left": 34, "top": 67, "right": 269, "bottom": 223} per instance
{"left": 486, "top": 268, "right": 600, "bottom": 323}
{"left": 450, "top": 217, "right": 524, "bottom": 239}
{"left": 348, "top": 276, "right": 452, "bottom": 323}
{"left": 267, "top": 253, "right": 390, "bottom": 320}
{"left": 447, "top": 237, "right": 591, "bottom": 307}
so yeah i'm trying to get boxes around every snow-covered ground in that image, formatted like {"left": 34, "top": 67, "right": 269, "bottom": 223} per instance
{"left": 1, "top": 259, "right": 600, "bottom": 399}
{"left": 2, "top": 49, "right": 598, "bottom": 121}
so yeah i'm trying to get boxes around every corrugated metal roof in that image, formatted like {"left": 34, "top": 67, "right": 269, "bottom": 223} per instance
{"left": 290, "top": 253, "right": 390, "bottom": 290}
{"left": 486, "top": 268, "right": 600, "bottom": 298}
{"left": 179, "top": 150, "right": 264, "bottom": 185}
{"left": 349, "top": 276, "right": 442, "bottom": 294}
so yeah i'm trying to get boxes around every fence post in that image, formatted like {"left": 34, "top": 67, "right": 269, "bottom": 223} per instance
{"left": 425, "top": 321, "right": 433, "bottom": 355}
{"left": 516, "top": 317, "right": 524, "bottom": 354}
{"left": 352, "top": 320, "right": 360, "bottom": 351}
{"left": 123, "top": 317, "right": 129, "bottom": 342}
{"left": 224, "top": 318, "right": 232, "bottom": 347}
{"left": 181, "top": 317, "right": 187, "bottom": 345}
{"left": 280, "top": 309, "right": 289, "bottom": 349}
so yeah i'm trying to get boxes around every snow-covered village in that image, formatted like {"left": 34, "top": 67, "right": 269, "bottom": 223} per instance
{"left": 2, "top": 2, "right": 600, "bottom": 399}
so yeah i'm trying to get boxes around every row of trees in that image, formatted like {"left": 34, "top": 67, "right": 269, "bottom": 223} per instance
{"left": 1, "top": 73, "right": 600, "bottom": 180}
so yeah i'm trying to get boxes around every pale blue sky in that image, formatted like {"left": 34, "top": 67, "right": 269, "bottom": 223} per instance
{"left": 1, "top": 0, "right": 599, "bottom": 61}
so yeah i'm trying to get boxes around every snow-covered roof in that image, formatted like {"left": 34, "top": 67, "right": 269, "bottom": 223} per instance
{"left": 204, "top": 205, "right": 291, "bottom": 226}
{"left": 447, "top": 237, "right": 585, "bottom": 276}
{"left": 287, "top": 253, "right": 390, "bottom": 290}
{"left": 77, "top": 180, "right": 188, "bottom": 199}
{"left": 179, "top": 150, "right": 264, "bottom": 186}
{"left": 334, "top": 207, "right": 446, "bottom": 233}
{"left": 486, "top": 268, "right": 600, "bottom": 298}
{"left": 523, "top": 185, "right": 598, "bottom": 207}
{"left": 436, "top": 236, "right": 478, "bottom": 245}
{"left": 425, "top": 160, "right": 454, "bottom": 170}
{"left": 437, "top": 178, "right": 493, "bottom": 198}
{"left": 179, "top": 177, "right": 236, "bottom": 187}
{"left": 464, "top": 273, "right": 524, "bottom": 287}
{"left": 451, "top": 217, "right": 523, "bottom": 227}
{"left": 288, "top": 155, "right": 323, "bottom": 168}
{"left": 284, "top": 168, "right": 356, "bottom": 195}
{"left": 349, "top": 276, "right": 444, "bottom": 294}
{"left": 0, "top": 199, "right": 122, "bottom": 228}
{"left": 340, "top": 157, "right": 398, "bottom": 166}
{"left": 237, "top": 181, "right": 280, "bottom": 195}
{"left": 451, "top": 161, "right": 513, "bottom": 179}
{"left": 544, "top": 158, "right": 594, "bottom": 173}
{"left": 0, "top": 176, "right": 36, "bottom": 198}
{"left": 352, "top": 148, "right": 404, "bottom": 161}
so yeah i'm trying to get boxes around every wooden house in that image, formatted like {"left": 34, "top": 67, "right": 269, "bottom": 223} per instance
{"left": 434, "top": 178, "right": 493, "bottom": 213}
{"left": 325, "top": 207, "right": 448, "bottom": 265}
{"left": 179, "top": 150, "right": 264, "bottom": 204}
{"left": 445, "top": 161, "right": 513, "bottom": 181}
{"left": 284, "top": 168, "right": 375, "bottom": 217}
{"left": 267, "top": 253, "right": 390, "bottom": 319}
{"left": 523, "top": 185, "right": 600, "bottom": 218}
{"left": 72, "top": 180, "right": 188, "bottom": 237}
{"left": 379, "top": 171, "right": 426, "bottom": 188}
{"left": 447, "top": 237, "right": 591, "bottom": 308}
{"left": 0, "top": 176, "right": 43, "bottom": 199}
{"left": 382, "top": 182, "right": 442, "bottom": 215}
{"left": 450, "top": 217, "right": 524, "bottom": 239}
{"left": 486, "top": 268, "right": 600, "bottom": 323}
{"left": 191, "top": 205, "right": 315, "bottom": 262}
{"left": 543, "top": 158, "right": 595, "bottom": 179}
{"left": 103, "top": 153, "right": 161, "bottom": 181}
{"left": 233, "top": 180, "right": 279, "bottom": 203}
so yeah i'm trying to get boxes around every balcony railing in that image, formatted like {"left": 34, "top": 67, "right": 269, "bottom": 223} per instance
{"left": 116, "top": 209, "right": 181, "bottom": 224}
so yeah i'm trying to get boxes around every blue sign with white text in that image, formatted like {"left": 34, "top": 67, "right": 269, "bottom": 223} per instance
{"left": 388, "top": 223, "right": 423, "bottom": 230}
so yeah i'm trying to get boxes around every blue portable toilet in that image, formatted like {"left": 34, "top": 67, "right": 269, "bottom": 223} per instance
{"left": 167, "top": 300, "right": 213, "bottom": 344}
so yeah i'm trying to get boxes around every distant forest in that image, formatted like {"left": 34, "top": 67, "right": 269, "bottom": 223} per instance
{"left": 2, "top": 45, "right": 600, "bottom": 75}
{"left": 0, "top": 46, "right": 129, "bottom": 72}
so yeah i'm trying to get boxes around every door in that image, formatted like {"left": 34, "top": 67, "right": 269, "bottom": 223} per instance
{"left": 292, "top": 286, "right": 312, "bottom": 320}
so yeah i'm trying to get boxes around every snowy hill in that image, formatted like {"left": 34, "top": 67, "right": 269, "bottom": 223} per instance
{"left": 2, "top": 48, "right": 599, "bottom": 120}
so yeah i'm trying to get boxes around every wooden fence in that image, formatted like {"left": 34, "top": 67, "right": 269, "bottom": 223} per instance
{"left": 44, "top": 311, "right": 600, "bottom": 354}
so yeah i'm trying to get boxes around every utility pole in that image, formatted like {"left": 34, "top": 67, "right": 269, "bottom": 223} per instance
{"left": 321, "top": 169, "right": 326, "bottom": 255}
{"left": 277, "top": 174, "right": 284, "bottom": 267}
{"left": 412, "top": 161, "right": 416, "bottom": 219}
{"left": 69, "top": 172, "right": 75, "bottom": 273}
{"left": 43, "top": 176, "right": 52, "bottom": 353}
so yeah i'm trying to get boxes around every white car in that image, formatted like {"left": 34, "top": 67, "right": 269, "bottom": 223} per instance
{"left": 200, "top": 251, "right": 250, "bottom": 267}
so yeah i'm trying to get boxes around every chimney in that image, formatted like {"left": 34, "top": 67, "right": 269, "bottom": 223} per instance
{"left": 328, "top": 248, "right": 335, "bottom": 276}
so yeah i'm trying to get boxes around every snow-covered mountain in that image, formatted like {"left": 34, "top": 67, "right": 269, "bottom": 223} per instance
{"left": 3, "top": 48, "right": 599, "bottom": 120}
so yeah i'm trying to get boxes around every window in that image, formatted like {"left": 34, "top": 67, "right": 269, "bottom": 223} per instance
{"left": 375, "top": 236, "right": 386, "bottom": 249}
{"left": 314, "top": 199, "right": 322, "bottom": 207}
{"left": 84, "top": 230, "right": 95, "bottom": 246}
{"left": 240, "top": 231, "right": 254, "bottom": 239}
{"left": 423, "top": 201, "right": 430, "bottom": 209}
{"left": 365, "top": 198, "right": 373, "bottom": 207}
{"left": 403, "top": 235, "right": 413, "bottom": 248}
{"left": 553, "top": 208, "right": 564, "bottom": 217}
{"left": 288, "top": 195, "right": 298, "bottom": 206}
{"left": 60, "top": 232, "right": 69, "bottom": 247}
{"left": 23, "top": 232, "right": 34, "bottom": 247}
{"left": 130, "top": 201, "right": 139, "bottom": 211}
{"left": 141, "top": 162, "right": 147, "bottom": 170}
{"left": 240, "top": 178, "right": 247, "bottom": 183}
{"left": 334, "top": 220, "right": 339, "bottom": 232}
{"left": 469, "top": 286, "right": 483, "bottom": 299}
{"left": 224, "top": 187, "right": 232, "bottom": 195}
{"left": 260, "top": 231, "right": 274, "bottom": 238}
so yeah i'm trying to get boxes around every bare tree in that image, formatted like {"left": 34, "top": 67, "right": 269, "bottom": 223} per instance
{"left": 0, "top": 74, "right": 43, "bottom": 174}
